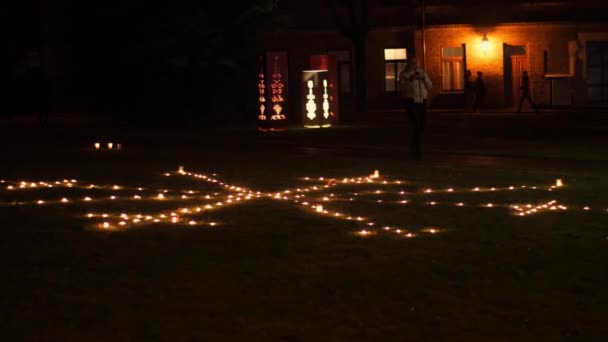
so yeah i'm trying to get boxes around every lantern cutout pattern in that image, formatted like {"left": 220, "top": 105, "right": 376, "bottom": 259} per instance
{"left": 257, "top": 52, "right": 288, "bottom": 131}
{"left": 302, "top": 70, "right": 331, "bottom": 128}
{"left": 306, "top": 80, "right": 317, "bottom": 120}
{"left": 322, "top": 80, "right": 330, "bottom": 119}
{"left": 258, "top": 58, "right": 266, "bottom": 121}
{"left": 270, "top": 66, "right": 285, "bottom": 121}
{"left": 309, "top": 54, "right": 339, "bottom": 125}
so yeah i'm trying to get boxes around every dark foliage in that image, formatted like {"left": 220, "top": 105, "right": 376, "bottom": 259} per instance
{"left": 4, "top": 0, "right": 284, "bottom": 125}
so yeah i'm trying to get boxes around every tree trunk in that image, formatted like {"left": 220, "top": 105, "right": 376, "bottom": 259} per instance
{"left": 354, "top": 34, "right": 368, "bottom": 114}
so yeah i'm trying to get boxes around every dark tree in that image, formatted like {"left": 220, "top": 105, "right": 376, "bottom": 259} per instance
{"left": 327, "top": 0, "right": 370, "bottom": 113}
{"left": 64, "top": 0, "right": 283, "bottom": 124}
{"left": 326, "top": 0, "right": 422, "bottom": 113}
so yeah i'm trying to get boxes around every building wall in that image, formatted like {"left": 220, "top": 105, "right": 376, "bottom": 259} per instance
{"left": 416, "top": 23, "right": 580, "bottom": 108}
{"left": 259, "top": 21, "right": 608, "bottom": 115}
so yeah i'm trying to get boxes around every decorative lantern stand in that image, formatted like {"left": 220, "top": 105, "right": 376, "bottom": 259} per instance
{"left": 309, "top": 54, "right": 339, "bottom": 126}
{"left": 257, "top": 51, "right": 289, "bottom": 131}
{"left": 302, "top": 70, "right": 331, "bottom": 128}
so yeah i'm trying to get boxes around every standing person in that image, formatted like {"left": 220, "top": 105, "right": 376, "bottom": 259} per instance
{"left": 517, "top": 71, "right": 540, "bottom": 114}
{"left": 464, "top": 69, "right": 475, "bottom": 113}
{"left": 472, "top": 71, "right": 485, "bottom": 113}
{"left": 398, "top": 57, "right": 432, "bottom": 159}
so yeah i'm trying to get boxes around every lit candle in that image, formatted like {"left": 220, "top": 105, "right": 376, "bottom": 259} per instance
{"left": 94, "top": 143, "right": 101, "bottom": 150}
{"left": 316, "top": 205, "right": 323, "bottom": 213}
{"left": 556, "top": 179, "right": 563, "bottom": 187}
{"left": 107, "top": 142, "right": 113, "bottom": 149}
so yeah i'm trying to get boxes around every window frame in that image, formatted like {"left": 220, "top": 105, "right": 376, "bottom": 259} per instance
{"left": 440, "top": 45, "right": 466, "bottom": 93}
{"left": 383, "top": 48, "right": 407, "bottom": 93}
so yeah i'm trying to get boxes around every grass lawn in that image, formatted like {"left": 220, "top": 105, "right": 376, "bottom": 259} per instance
{"left": 1, "top": 122, "right": 608, "bottom": 341}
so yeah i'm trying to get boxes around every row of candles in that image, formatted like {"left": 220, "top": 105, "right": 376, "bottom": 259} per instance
{"left": 94, "top": 142, "right": 122, "bottom": 150}
{"left": 2, "top": 174, "right": 562, "bottom": 195}
{"left": 1, "top": 168, "right": 602, "bottom": 236}
{"left": 4, "top": 174, "right": 583, "bottom": 217}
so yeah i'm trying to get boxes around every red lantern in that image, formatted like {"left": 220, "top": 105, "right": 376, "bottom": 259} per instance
{"left": 258, "top": 51, "right": 289, "bottom": 131}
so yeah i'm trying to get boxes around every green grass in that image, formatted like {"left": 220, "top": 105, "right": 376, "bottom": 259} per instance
{"left": 1, "top": 125, "right": 608, "bottom": 341}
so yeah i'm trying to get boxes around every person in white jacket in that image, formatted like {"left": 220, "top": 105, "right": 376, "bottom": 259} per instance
{"left": 398, "top": 57, "right": 432, "bottom": 158}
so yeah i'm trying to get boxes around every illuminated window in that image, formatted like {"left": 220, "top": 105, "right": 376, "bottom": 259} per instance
{"left": 384, "top": 48, "right": 407, "bottom": 92}
{"left": 441, "top": 46, "right": 465, "bottom": 91}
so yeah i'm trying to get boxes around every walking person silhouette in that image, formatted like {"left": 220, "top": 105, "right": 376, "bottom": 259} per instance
{"left": 517, "top": 71, "right": 540, "bottom": 114}
{"left": 472, "top": 71, "right": 485, "bottom": 113}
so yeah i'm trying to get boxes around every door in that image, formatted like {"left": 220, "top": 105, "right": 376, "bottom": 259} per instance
{"left": 511, "top": 55, "right": 529, "bottom": 107}
{"left": 586, "top": 41, "right": 608, "bottom": 104}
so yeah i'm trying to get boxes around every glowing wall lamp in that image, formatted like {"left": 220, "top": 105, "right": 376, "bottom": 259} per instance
{"left": 302, "top": 70, "right": 331, "bottom": 128}
{"left": 258, "top": 51, "right": 289, "bottom": 131}
{"left": 481, "top": 34, "right": 490, "bottom": 53}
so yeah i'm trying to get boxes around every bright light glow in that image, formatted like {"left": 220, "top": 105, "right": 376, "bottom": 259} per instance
{"left": 305, "top": 80, "right": 317, "bottom": 120}
{"left": 384, "top": 48, "right": 406, "bottom": 60}
{"left": 481, "top": 34, "right": 490, "bottom": 53}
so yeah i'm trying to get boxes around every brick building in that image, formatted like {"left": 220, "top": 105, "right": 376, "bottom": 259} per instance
{"left": 258, "top": 0, "right": 608, "bottom": 122}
